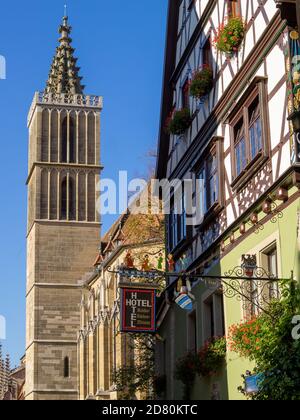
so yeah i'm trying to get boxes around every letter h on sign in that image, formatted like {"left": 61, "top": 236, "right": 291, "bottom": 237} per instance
{"left": 121, "top": 288, "right": 156, "bottom": 333}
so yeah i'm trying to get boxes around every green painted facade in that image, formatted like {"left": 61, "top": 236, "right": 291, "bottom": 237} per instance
{"left": 158, "top": 190, "right": 300, "bottom": 400}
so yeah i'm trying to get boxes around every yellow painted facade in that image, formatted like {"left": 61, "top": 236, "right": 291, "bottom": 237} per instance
{"left": 78, "top": 211, "right": 164, "bottom": 400}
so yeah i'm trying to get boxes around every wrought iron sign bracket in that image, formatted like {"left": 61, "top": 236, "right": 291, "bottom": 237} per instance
{"left": 106, "top": 255, "right": 294, "bottom": 317}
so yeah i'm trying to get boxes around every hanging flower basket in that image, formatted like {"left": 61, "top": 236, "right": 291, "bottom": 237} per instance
{"left": 196, "top": 337, "right": 227, "bottom": 377}
{"left": 166, "top": 108, "right": 192, "bottom": 136}
{"left": 189, "top": 65, "right": 213, "bottom": 100}
{"left": 213, "top": 17, "right": 245, "bottom": 56}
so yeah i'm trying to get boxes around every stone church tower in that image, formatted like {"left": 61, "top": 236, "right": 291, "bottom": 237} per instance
{"left": 25, "top": 14, "right": 102, "bottom": 400}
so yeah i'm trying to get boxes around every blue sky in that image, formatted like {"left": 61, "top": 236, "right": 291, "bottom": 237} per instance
{"left": 0, "top": 0, "right": 167, "bottom": 366}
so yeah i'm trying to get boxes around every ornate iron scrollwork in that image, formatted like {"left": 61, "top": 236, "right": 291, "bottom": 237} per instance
{"left": 105, "top": 253, "right": 291, "bottom": 317}
{"left": 269, "top": 198, "right": 284, "bottom": 224}
{"left": 221, "top": 278, "right": 281, "bottom": 316}
{"left": 247, "top": 219, "right": 264, "bottom": 235}
{"left": 221, "top": 255, "right": 281, "bottom": 315}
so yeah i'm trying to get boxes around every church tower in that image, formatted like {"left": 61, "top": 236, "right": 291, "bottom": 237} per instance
{"left": 25, "top": 14, "right": 102, "bottom": 400}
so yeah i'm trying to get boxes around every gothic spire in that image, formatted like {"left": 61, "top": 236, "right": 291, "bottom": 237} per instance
{"left": 45, "top": 14, "right": 85, "bottom": 95}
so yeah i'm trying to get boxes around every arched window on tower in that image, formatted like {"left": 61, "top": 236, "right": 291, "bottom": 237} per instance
{"left": 69, "top": 177, "right": 75, "bottom": 220}
{"left": 61, "top": 117, "right": 76, "bottom": 163}
{"left": 63, "top": 357, "right": 70, "bottom": 378}
{"left": 69, "top": 118, "right": 75, "bottom": 163}
{"left": 61, "top": 177, "right": 67, "bottom": 220}
{"left": 60, "top": 176, "right": 76, "bottom": 220}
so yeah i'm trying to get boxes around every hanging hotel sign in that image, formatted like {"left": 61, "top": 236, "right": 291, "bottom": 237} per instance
{"left": 120, "top": 286, "right": 156, "bottom": 333}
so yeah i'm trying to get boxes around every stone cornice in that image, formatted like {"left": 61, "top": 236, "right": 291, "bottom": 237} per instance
{"left": 26, "top": 219, "right": 101, "bottom": 239}
{"left": 26, "top": 282, "right": 82, "bottom": 298}
{"left": 26, "top": 161, "right": 103, "bottom": 185}
{"left": 26, "top": 340, "right": 78, "bottom": 352}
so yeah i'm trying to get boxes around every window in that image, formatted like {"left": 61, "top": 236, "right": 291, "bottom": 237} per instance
{"left": 188, "top": 310, "right": 197, "bottom": 353}
{"left": 182, "top": 78, "right": 190, "bottom": 110}
{"left": 233, "top": 95, "right": 262, "bottom": 176}
{"left": 60, "top": 176, "right": 76, "bottom": 220}
{"left": 246, "top": 246, "right": 279, "bottom": 318}
{"left": 229, "top": 79, "right": 269, "bottom": 186}
{"left": 69, "top": 118, "right": 75, "bottom": 163}
{"left": 69, "top": 177, "right": 75, "bottom": 220}
{"left": 61, "top": 116, "right": 75, "bottom": 163}
{"left": 228, "top": 0, "right": 241, "bottom": 17}
{"left": 203, "top": 293, "right": 225, "bottom": 342}
{"left": 196, "top": 139, "right": 223, "bottom": 222}
{"left": 198, "top": 155, "right": 219, "bottom": 215}
{"left": 267, "top": 247, "right": 279, "bottom": 300}
{"left": 64, "top": 357, "right": 70, "bottom": 378}
{"left": 234, "top": 118, "right": 247, "bottom": 177}
{"left": 250, "top": 281, "right": 259, "bottom": 318}
{"left": 207, "top": 153, "right": 219, "bottom": 208}
{"left": 61, "top": 178, "right": 67, "bottom": 219}
{"left": 203, "top": 37, "right": 213, "bottom": 69}
{"left": 248, "top": 97, "right": 262, "bottom": 161}
{"left": 168, "top": 194, "right": 186, "bottom": 251}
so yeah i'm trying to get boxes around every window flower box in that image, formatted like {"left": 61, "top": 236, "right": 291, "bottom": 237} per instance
{"left": 213, "top": 16, "right": 245, "bottom": 56}
{"left": 166, "top": 108, "right": 191, "bottom": 136}
{"left": 189, "top": 65, "right": 213, "bottom": 100}
{"left": 197, "top": 337, "right": 227, "bottom": 377}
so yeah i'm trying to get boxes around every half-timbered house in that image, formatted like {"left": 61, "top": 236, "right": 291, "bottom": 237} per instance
{"left": 155, "top": 0, "right": 300, "bottom": 400}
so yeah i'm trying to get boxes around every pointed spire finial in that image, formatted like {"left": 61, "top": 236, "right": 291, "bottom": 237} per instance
{"left": 63, "top": 4, "right": 68, "bottom": 26}
{"left": 45, "top": 12, "right": 85, "bottom": 95}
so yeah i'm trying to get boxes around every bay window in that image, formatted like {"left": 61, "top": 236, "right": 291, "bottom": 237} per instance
{"left": 229, "top": 78, "right": 270, "bottom": 188}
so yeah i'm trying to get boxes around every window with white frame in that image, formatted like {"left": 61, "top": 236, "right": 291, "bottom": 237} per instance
{"left": 261, "top": 244, "right": 280, "bottom": 301}
{"left": 267, "top": 246, "right": 279, "bottom": 300}
{"left": 245, "top": 245, "right": 280, "bottom": 319}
